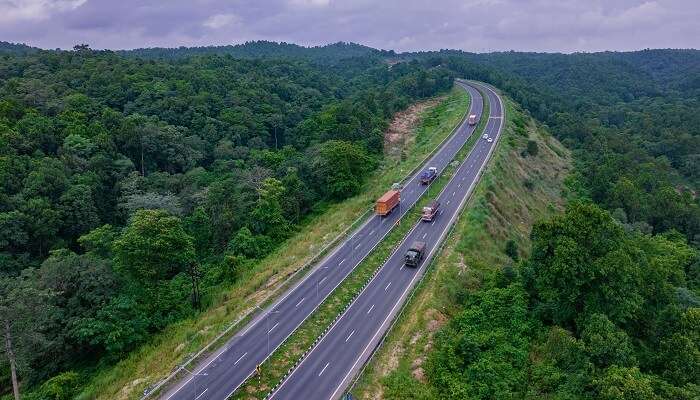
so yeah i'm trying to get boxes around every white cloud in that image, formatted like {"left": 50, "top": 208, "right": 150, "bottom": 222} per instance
{"left": 203, "top": 13, "right": 237, "bottom": 29}
{"left": 0, "top": 0, "right": 86, "bottom": 23}
{"left": 288, "top": 0, "right": 330, "bottom": 7}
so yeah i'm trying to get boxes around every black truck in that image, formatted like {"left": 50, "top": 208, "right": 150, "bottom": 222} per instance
{"left": 404, "top": 241, "right": 426, "bottom": 267}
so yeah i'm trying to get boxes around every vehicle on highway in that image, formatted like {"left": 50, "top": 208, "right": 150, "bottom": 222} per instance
{"left": 419, "top": 167, "right": 438, "bottom": 185}
{"left": 375, "top": 189, "right": 400, "bottom": 216}
{"left": 404, "top": 241, "right": 426, "bottom": 267}
{"left": 487, "top": 137, "right": 493, "bottom": 143}
{"left": 421, "top": 200, "right": 440, "bottom": 222}
{"left": 468, "top": 114, "right": 478, "bottom": 125}
{"left": 482, "top": 133, "right": 488, "bottom": 139}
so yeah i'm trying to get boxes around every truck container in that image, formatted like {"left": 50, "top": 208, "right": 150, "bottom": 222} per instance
{"left": 421, "top": 200, "right": 440, "bottom": 222}
{"left": 468, "top": 114, "right": 477, "bottom": 125}
{"left": 375, "top": 190, "right": 400, "bottom": 216}
{"left": 420, "top": 167, "right": 438, "bottom": 185}
{"left": 405, "top": 241, "right": 426, "bottom": 267}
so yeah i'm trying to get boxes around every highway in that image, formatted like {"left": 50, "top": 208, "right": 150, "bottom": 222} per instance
{"left": 161, "top": 81, "right": 484, "bottom": 400}
{"left": 268, "top": 81, "right": 504, "bottom": 400}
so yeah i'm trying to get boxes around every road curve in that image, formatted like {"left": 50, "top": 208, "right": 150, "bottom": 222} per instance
{"left": 268, "top": 81, "right": 504, "bottom": 400}
{"left": 160, "top": 82, "right": 484, "bottom": 400}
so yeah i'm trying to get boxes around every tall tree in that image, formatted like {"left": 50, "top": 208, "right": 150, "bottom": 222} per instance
{"left": 0, "top": 271, "right": 53, "bottom": 400}
{"left": 113, "top": 209, "right": 195, "bottom": 282}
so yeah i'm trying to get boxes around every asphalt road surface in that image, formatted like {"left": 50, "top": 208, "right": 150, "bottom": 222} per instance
{"left": 268, "top": 81, "right": 504, "bottom": 400}
{"left": 161, "top": 81, "right": 484, "bottom": 400}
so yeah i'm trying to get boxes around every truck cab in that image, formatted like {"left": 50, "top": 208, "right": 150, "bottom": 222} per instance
{"left": 404, "top": 241, "right": 426, "bottom": 267}
{"left": 419, "top": 167, "right": 438, "bottom": 185}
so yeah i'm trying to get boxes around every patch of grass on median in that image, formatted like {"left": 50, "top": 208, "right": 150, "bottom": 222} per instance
{"left": 350, "top": 91, "right": 572, "bottom": 399}
{"left": 76, "top": 86, "right": 470, "bottom": 400}
{"left": 231, "top": 87, "right": 487, "bottom": 399}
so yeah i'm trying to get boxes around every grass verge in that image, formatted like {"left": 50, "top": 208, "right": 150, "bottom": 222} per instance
{"left": 77, "top": 85, "right": 470, "bottom": 400}
{"left": 350, "top": 93, "right": 572, "bottom": 399}
{"left": 230, "top": 86, "right": 488, "bottom": 399}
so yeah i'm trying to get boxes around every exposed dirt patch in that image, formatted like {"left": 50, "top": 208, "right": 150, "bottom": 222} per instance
{"left": 384, "top": 97, "right": 445, "bottom": 160}
{"left": 408, "top": 309, "right": 447, "bottom": 384}
{"left": 425, "top": 308, "right": 447, "bottom": 333}
{"left": 456, "top": 253, "right": 468, "bottom": 276}
{"left": 120, "top": 378, "right": 148, "bottom": 400}
{"left": 383, "top": 341, "right": 405, "bottom": 376}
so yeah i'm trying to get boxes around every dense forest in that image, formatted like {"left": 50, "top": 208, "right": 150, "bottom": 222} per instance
{"left": 1, "top": 41, "right": 698, "bottom": 399}
{"left": 0, "top": 44, "right": 452, "bottom": 398}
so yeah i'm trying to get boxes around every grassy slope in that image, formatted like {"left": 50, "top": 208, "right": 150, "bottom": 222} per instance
{"left": 351, "top": 94, "right": 572, "bottom": 399}
{"left": 78, "top": 86, "right": 469, "bottom": 400}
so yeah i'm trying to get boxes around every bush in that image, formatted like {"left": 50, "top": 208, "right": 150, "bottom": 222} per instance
{"left": 505, "top": 239, "right": 519, "bottom": 261}
{"left": 523, "top": 140, "right": 539, "bottom": 157}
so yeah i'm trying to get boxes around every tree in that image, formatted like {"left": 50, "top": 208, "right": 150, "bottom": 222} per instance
{"left": 505, "top": 239, "right": 519, "bottom": 261}
{"left": 250, "top": 178, "right": 289, "bottom": 239}
{"left": 524, "top": 140, "right": 539, "bottom": 157}
{"left": 113, "top": 210, "right": 195, "bottom": 282}
{"left": 593, "top": 366, "right": 657, "bottom": 400}
{"left": 580, "top": 314, "right": 636, "bottom": 368}
{"left": 310, "top": 140, "right": 374, "bottom": 200}
{"left": 0, "top": 271, "right": 54, "bottom": 400}
{"left": 226, "top": 227, "right": 273, "bottom": 259}
{"left": 20, "top": 197, "right": 61, "bottom": 257}
{"left": 523, "top": 202, "right": 643, "bottom": 328}
{"left": 59, "top": 184, "right": 100, "bottom": 241}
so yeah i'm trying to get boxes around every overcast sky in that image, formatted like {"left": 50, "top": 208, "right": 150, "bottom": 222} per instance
{"left": 1, "top": 0, "right": 698, "bottom": 52}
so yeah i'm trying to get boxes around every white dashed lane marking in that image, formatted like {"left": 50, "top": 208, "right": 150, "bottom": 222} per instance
{"left": 234, "top": 352, "right": 247, "bottom": 366}
{"left": 319, "top": 362, "right": 330, "bottom": 377}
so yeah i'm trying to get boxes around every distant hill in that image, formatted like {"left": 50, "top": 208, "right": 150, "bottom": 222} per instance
{"left": 0, "top": 41, "right": 39, "bottom": 55}
{"left": 118, "top": 40, "right": 392, "bottom": 62}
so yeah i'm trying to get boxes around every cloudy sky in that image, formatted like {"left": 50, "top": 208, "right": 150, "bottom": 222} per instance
{"left": 1, "top": 0, "right": 698, "bottom": 52}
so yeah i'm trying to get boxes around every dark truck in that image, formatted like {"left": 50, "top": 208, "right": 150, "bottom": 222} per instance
{"left": 404, "top": 241, "right": 426, "bottom": 267}
{"left": 419, "top": 167, "right": 438, "bottom": 185}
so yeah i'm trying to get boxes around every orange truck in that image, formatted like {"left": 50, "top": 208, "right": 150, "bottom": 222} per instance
{"left": 375, "top": 190, "right": 400, "bottom": 216}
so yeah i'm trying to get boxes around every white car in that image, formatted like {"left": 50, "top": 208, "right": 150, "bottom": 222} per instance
{"left": 487, "top": 137, "right": 493, "bottom": 143}
{"left": 482, "top": 133, "right": 488, "bottom": 139}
